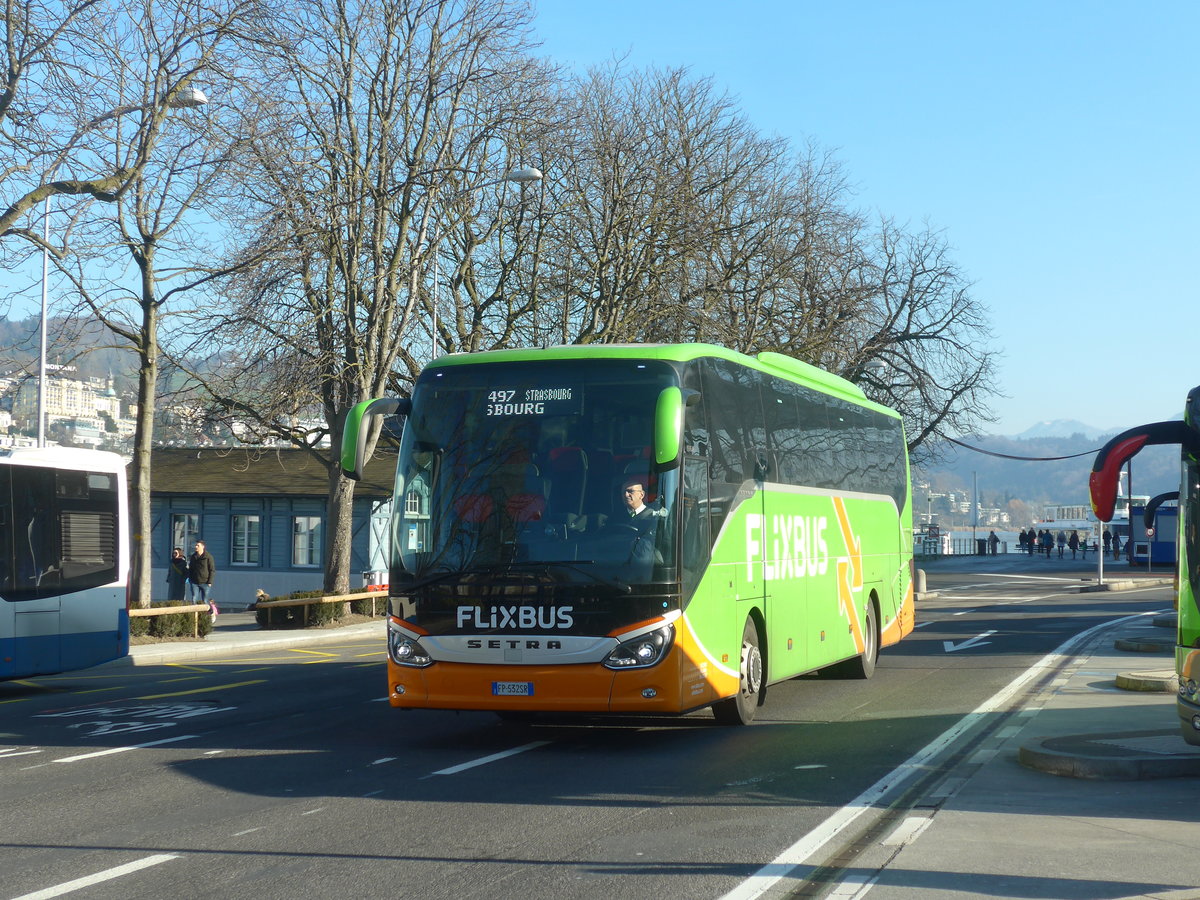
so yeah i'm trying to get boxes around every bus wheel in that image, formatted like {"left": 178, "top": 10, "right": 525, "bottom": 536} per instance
{"left": 713, "top": 617, "right": 763, "bottom": 726}
{"left": 835, "top": 602, "right": 883, "bottom": 681}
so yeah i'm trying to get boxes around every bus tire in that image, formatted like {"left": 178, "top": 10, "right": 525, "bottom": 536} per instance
{"left": 713, "top": 616, "right": 763, "bottom": 726}
{"left": 846, "top": 599, "right": 879, "bottom": 679}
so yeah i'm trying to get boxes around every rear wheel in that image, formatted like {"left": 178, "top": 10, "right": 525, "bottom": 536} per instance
{"left": 713, "top": 617, "right": 763, "bottom": 726}
{"left": 835, "top": 602, "right": 883, "bottom": 681}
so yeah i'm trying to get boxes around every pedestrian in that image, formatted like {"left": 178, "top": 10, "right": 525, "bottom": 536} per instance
{"left": 166, "top": 547, "right": 188, "bottom": 601}
{"left": 1042, "top": 529, "right": 1053, "bottom": 558}
{"left": 1103, "top": 529, "right": 1112, "bottom": 555}
{"left": 1080, "top": 534, "right": 1088, "bottom": 559}
{"left": 988, "top": 530, "right": 999, "bottom": 555}
{"left": 188, "top": 539, "right": 217, "bottom": 616}
{"left": 1112, "top": 532, "right": 1121, "bottom": 561}
{"left": 1056, "top": 530, "right": 1067, "bottom": 558}
{"left": 1018, "top": 529, "right": 1029, "bottom": 556}
{"left": 1068, "top": 530, "right": 1079, "bottom": 559}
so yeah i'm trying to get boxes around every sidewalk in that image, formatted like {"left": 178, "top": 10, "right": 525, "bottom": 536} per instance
{"left": 117, "top": 608, "right": 386, "bottom": 667}
{"left": 857, "top": 596, "right": 1200, "bottom": 899}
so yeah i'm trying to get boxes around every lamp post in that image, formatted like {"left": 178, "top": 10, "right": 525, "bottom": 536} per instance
{"left": 36, "top": 86, "right": 208, "bottom": 447}
{"left": 429, "top": 166, "right": 543, "bottom": 360}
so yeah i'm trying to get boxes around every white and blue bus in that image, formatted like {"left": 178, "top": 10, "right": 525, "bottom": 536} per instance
{"left": 0, "top": 447, "right": 129, "bottom": 678}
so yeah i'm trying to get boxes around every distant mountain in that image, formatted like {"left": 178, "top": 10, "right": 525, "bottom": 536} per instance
{"left": 917, "top": 432, "right": 1179, "bottom": 512}
{"left": 1012, "top": 419, "right": 1110, "bottom": 441}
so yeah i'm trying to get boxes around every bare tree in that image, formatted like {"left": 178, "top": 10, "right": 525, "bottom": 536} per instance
{"left": 194, "top": 0, "right": 550, "bottom": 593}
{"left": 0, "top": 0, "right": 235, "bottom": 249}
{"left": 46, "top": 0, "right": 273, "bottom": 607}
{"left": 841, "top": 219, "right": 997, "bottom": 462}
{"left": 515, "top": 62, "right": 995, "bottom": 458}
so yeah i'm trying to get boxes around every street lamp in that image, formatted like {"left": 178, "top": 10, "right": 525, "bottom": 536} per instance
{"left": 429, "top": 166, "right": 543, "bottom": 360}
{"left": 37, "top": 86, "right": 209, "bottom": 447}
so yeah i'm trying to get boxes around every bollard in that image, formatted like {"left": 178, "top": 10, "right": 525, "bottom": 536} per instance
{"left": 914, "top": 568, "right": 926, "bottom": 598}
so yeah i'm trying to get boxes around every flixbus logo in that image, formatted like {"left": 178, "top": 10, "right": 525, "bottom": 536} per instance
{"left": 745, "top": 513, "right": 829, "bottom": 581}
{"left": 456, "top": 605, "right": 575, "bottom": 630}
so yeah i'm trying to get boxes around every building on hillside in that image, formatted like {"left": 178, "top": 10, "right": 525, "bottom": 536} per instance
{"left": 150, "top": 446, "right": 397, "bottom": 603}
{"left": 10, "top": 369, "right": 125, "bottom": 426}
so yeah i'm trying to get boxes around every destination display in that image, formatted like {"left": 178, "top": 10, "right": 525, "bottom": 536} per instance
{"left": 484, "top": 386, "right": 581, "bottom": 417}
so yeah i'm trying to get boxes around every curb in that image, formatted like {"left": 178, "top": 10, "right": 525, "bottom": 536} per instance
{"left": 1114, "top": 670, "right": 1179, "bottom": 693}
{"left": 1079, "top": 578, "right": 1174, "bottom": 593}
{"left": 97, "top": 620, "right": 386, "bottom": 668}
{"left": 1114, "top": 636, "right": 1176, "bottom": 653}
{"left": 1018, "top": 729, "right": 1200, "bottom": 780}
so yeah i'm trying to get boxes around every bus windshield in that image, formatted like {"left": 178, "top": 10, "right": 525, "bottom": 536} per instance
{"left": 392, "top": 358, "right": 680, "bottom": 591}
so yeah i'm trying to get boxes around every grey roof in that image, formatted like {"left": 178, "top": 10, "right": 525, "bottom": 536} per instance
{"left": 150, "top": 447, "right": 396, "bottom": 498}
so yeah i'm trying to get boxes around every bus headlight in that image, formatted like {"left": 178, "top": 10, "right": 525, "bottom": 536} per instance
{"left": 388, "top": 619, "right": 433, "bottom": 668}
{"left": 603, "top": 624, "right": 674, "bottom": 670}
{"left": 1180, "top": 678, "right": 1199, "bottom": 705}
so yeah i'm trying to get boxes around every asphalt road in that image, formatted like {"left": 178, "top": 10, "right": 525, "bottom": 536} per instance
{"left": 0, "top": 559, "right": 1173, "bottom": 899}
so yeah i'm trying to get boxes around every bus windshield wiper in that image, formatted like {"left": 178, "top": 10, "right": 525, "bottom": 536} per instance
{"left": 398, "top": 565, "right": 497, "bottom": 593}
{"left": 402, "top": 562, "right": 631, "bottom": 595}
{"left": 502, "top": 560, "right": 632, "bottom": 594}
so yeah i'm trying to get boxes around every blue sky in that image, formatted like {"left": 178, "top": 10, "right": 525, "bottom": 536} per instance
{"left": 531, "top": 0, "right": 1199, "bottom": 436}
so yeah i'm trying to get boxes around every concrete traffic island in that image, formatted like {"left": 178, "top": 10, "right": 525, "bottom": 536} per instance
{"left": 1018, "top": 729, "right": 1200, "bottom": 780}
{"left": 1114, "top": 634, "right": 1176, "bottom": 652}
{"left": 1114, "top": 670, "right": 1179, "bottom": 692}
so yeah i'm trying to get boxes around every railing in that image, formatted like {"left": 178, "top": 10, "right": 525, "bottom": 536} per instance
{"left": 128, "top": 603, "right": 211, "bottom": 638}
{"left": 916, "top": 539, "right": 1011, "bottom": 557}
{"left": 254, "top": 590, "right": 387, "bottom": 627}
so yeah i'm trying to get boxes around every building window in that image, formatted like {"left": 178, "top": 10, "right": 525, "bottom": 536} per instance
{"left": 172, "top": 513, "right": 200, "bottom": 554}
{"left": 231, "top": 514, "right": 261, "bottom": 565}
{"left": 292, "top": 516, "right": 322, "bottom": 567}
{"left": 405, "top": 491, "right": 421, "bottom": 516}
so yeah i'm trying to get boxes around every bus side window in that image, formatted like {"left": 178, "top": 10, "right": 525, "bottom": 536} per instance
{"left": 681, "top": 456, "right": 711, "bottom": 591}
{"left": 11, "top": 467, "right": 56, "bottom": 599}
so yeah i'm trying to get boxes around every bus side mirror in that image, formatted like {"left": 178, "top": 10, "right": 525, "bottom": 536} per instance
{"left": 341, "top": 397, "right": 411, "bottom": 481}
{"left": 654, "top": 387, "right": 683, "bottom": 471}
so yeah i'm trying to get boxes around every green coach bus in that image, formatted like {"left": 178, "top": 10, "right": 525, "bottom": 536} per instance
{"left": 342, "top": 343, "right": 915, "bottom": 725}
{"left": 1090, "top": 385, "right": 1200, "bottom": 745}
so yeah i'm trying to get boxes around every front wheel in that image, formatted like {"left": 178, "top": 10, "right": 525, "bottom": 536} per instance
{"left": 713, "top": 617, "right": 763, "bottom": 726}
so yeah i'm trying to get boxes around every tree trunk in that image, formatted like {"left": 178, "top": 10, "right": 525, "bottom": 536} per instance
{"left": 324, "top": 464, "right": 357, "bottom": 594}
{"left": 129, "top": 300, "right": 158, "bottom": 608}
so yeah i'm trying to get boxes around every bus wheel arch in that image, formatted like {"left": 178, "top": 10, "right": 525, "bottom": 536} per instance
{"left": 712, "top": 612, "right": 765, "bottom": 726}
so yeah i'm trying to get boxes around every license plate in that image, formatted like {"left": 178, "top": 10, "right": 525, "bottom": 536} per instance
{"left": 492, "top": 681, "right": 534, "bottom": 697}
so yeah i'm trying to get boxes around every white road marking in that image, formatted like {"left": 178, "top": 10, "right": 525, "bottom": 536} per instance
{"left": 880, "top": 815, "right": 934, "bottom": 848}
{"left": 0, "top": 748, "right": 42, "bottom": 758}
{"left": 9, "top": 853, "right": 179, "bottom": 899}
{"left": 719, "top": 610, "right": 1156, "bottom": 900}
{"left": 54, "top": 734, "right": 196, "bottom": 763}
{"left": 429, "top": 741, "right": 551, "bottom": 776}
{"left": 943, "top": 595, "right": 1048, "bottom": 602}
{"left": 943, "top": 631, "right": 997, "bottom": 653}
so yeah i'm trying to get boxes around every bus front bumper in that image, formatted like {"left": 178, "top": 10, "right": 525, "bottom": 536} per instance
{"left": 386, "top": 646, "right": 721, "bottom": 715}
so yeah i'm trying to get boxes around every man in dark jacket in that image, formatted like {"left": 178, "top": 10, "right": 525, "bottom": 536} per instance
{"left": 188, "top": 540, "right": 216, "bottom": 605}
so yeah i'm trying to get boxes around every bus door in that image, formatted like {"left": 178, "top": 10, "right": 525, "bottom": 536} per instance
{"left": 5, "top": 464, "right": 62, "bottom": 675}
